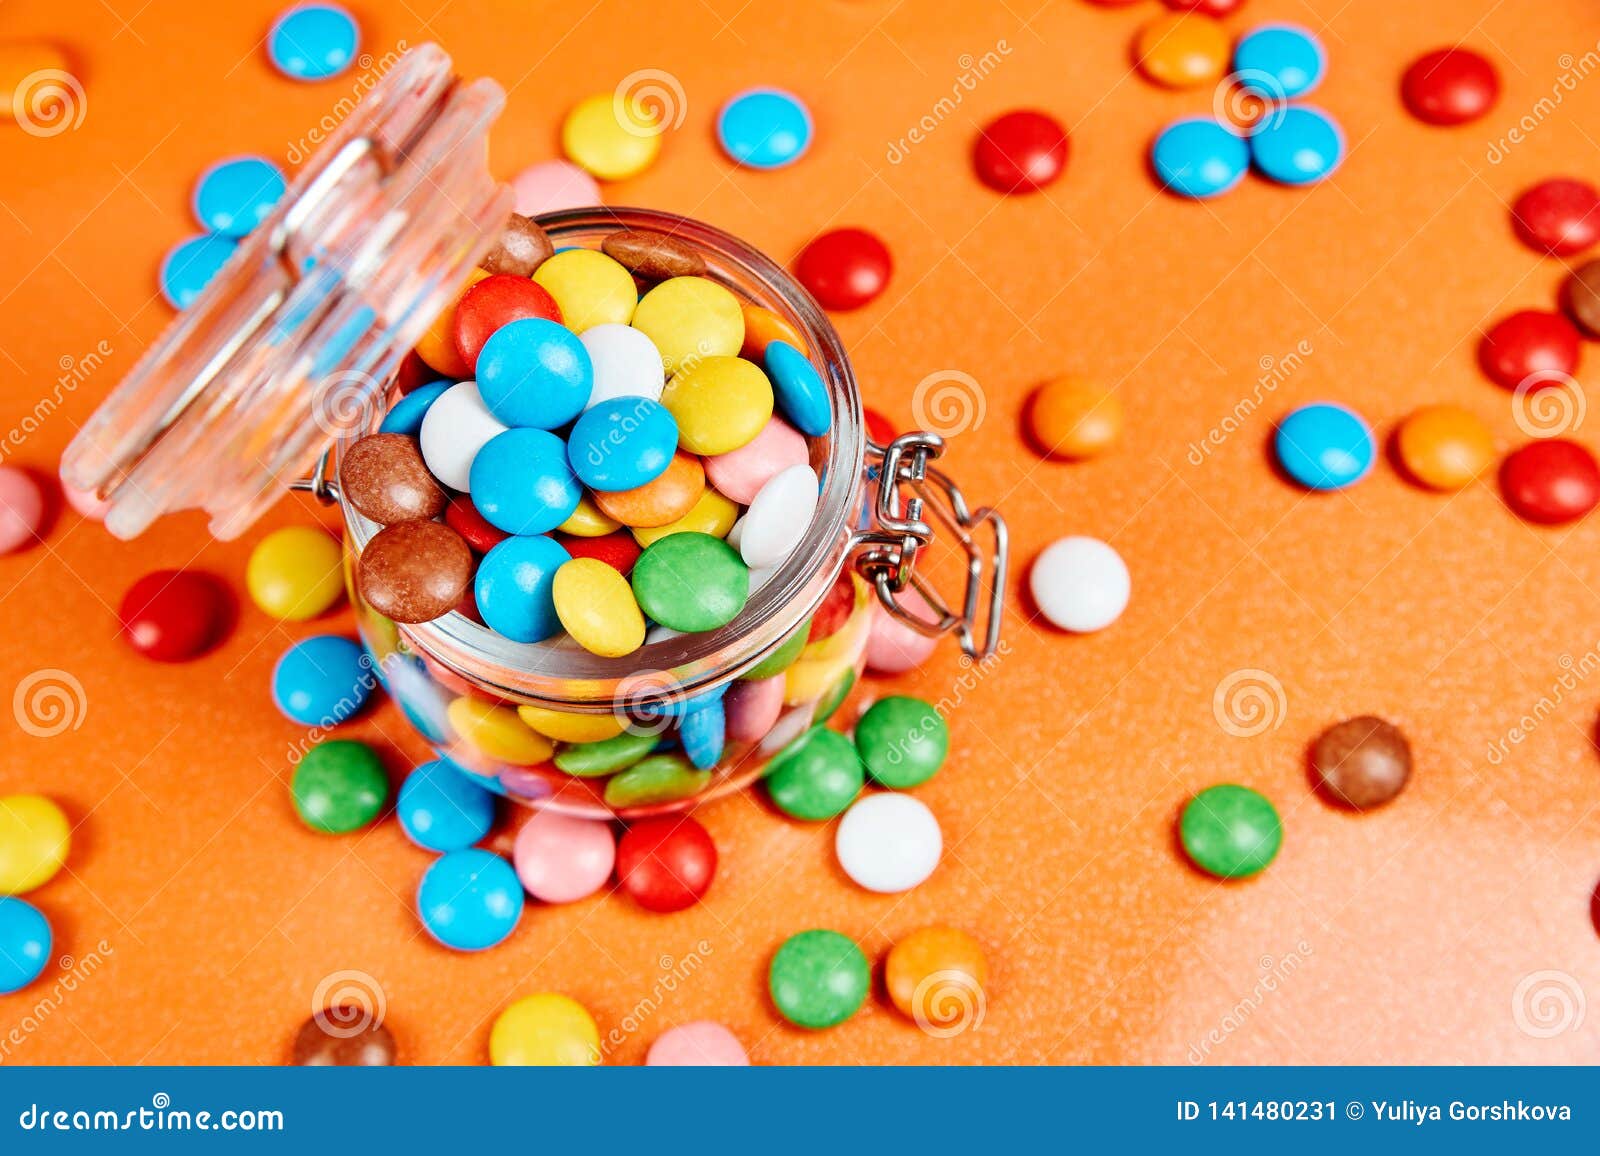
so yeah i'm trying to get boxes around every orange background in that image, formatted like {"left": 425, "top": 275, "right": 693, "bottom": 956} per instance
{"left": 3, "top": 0, "right": 1600, "bottom": 1065}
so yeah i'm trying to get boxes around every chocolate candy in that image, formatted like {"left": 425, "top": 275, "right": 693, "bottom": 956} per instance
{"left": 357, "top": 520, "right": 473, "bottom": 623}
{"left": 292, "top": 1010, "right": 397, "bottom": 1066}
{"left": 479, "top": 212, "right": 555, "bottom": 278}
{"left": 340, "top": 433, "right": 447, "bottom": 526}
{"left": 1562, "top": 259, "right": 1600, "bottom": 339}
{"left": 602, "top": 229, "right": 708, "bottom": 280}
{"left": 1311, "top": 716, "right": 1412, "bottom": 810}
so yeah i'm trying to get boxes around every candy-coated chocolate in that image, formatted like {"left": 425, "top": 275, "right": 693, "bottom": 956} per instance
{"left": 768, "top": 929, "right": 869, "bottom": 1029}
{"left": 1500, "top": 439, "right": 1600, "bottom": 525}
{"left": 378, "top": 379, "right": 449, "bottom": 437}
{"left": 631, "top": 488, "right": 739, "bottom": 548}
{"left": 812, "top": 666, "right": 856, "bottom": 726}
{"left": 1564, "top": 259, "right": 1600, "bottom": 339}
{"left": 740, "top": 304, "right": 808, "bottom": 363}
{"left": 1479, "top": 309, "right": 1582, "bottom": 391}
{"left": 340, "top": 433, "right": 447, "bottom": 525}
{"left": 444, "top": 494, "right": 510, "bottom": 553}
{"left": 553, "top": 729, "right": 659, "bottom": 777}
{"left": 398, "top": 759, "right": 496, "bottom": 851}
{"left": 474, "top": 534, "right": 571, "bottom": 643}
{"left": 479, "top": 213, "right": 555, "bottom": 278}
{"left": 1029, "top": 536, "right": 1130, "bottom": 633}
{"left": 863, "top": 408, "right": 898, "bottom": 447}
{"left": 193, "top": 155, "right": 286, "bottom": 237}
{"left": 568, "top": 396, "right": 680, "bottom": 492}
{"left": 1028, "top": 376, "right": 1123, "bottom": 459}
{"left": 291, "top": 739, "right": 388, "bottom": 833}
{"left": 1151, "top": 118, "right": 1248, "bottom": 199}
{"left": 475, "top": 317, "right": 593, "bottom": 429}
{"left": 0, "top": 795, "right": 70, "bottom": 895}
{"left": 632, "top": 532, "right": 749, "bottom": 632}
{"left": 118, "top": 570, "right": 230, "bottom": 661}
{"left": 555, "top": 529, "right": 643, "bottom": 575}
{"left": 271, "top": 635, "right": 372, "bottom": 726}
{"left": 631, "top": 276, "right": 746, "bottom": 374}
{"left": 764, "top": 341, "right": 831, "bottom": 436}
{"left": 616, "top": 814, "right": 717, "bottom": 912}
{"left": 513, "top": 810, "right": 616, "bottom": 903}
{"left": 562, "top": 92, "right": 661, "bottom": 181}
{"left": 835, "top": 793, "right": 941, "bottom": 893}
{"left": 864, "top": 589, "right": 940, "bottom": 674}
{"left": 647, "top": 1022, "right": 749, "bottom": 1066}
{"left": 159, "top": 234, "right": 237, "bottom": 309}
{"left": 0, "top": 898, "right": 50, "bottom": 994}
{"left": 490, "top": 993, "right": 599, "bottom": 1065}
{"left": 807, "top": 573, "right": 857, "bottom": 642}
{"left": 1249, "top": 106, "right": 1343, "bottom": 185}
{"left": 552, "top": 557, "right": 646, "bottom": 658}
{"left": 973, "top": 110, "right": 1069, "bottom": 193}
{"left": 855, "top": 695, "right": 948, "bottom": 789}
{"left": 417, "top": 849, "right": 524, "bottom": 952}
{"left": 1274, "top": 402, "right": 1374, "bottom": 490}
{"left": 705, "top": 417, "right": 809, "bottom": 505}
{"left": 725, "top": 675, "right": 785, "bottom": 743}
{"left": 532, "top": 248, "right": 638, "bottom": 332}
{"left": 516, "top": 705, "right": 625, "bottom": 744}
{"left": 292, "top": 1011, "right": 396, "bottom": 1066}
{"left": 795, "top": 228, "right": 892, "bottom": 310}
{"left": 453, "top": 274, "right": 563, "bottom": 369}
{"left": 418, "top": 381, "right": 509, "bottom": 492}
{"left": 718, "top": 88, "right": 813, "bottom": 169}
{"left": 1395, "top": 405, "right": 1493, "bottom": 491}
{"left": 511, "top": 160, "right": 601, "bottom": 216}
{"left": 1163, "top": 0, "right": 1245, "bottom": 13}
{"left": 680, "top": 696, "right": 727, "bottom": 769}
{"left": 885, "top": 927, "right": 989, "bottom": 1025}
{"left": 739, "top": 464, "right": 818, "bottom": 569}
{"left": 765, "top": 727, "right": 863, "bottom": 820}
{"left": 594, "top": 452, "right": 704, "bottom": 527}
{"left": 1180, "top": 784, "right": 1282, "bottom": 879}
{"left": 580, "top": 323, "right": 665, "bottom": 409}
{"left": 447, "top": 697, "right": 554, "bottom": 765}
{"left": 660, "top": 356, "right": 773, "bottom": 455}
{"left": 470, "top": 429, "right": 583, "bottom": 536}
{"left": 1135, "top": 13, "right": 1229, "bottom": 89}
{"left": 0, "top": 467, "right": 44, "bottom": 555}
{"left": 741, "top": 621, "right": 811, "bottom": 681}
{"left": 602, "top": 754, "right": 712, "bottom": 808}
{"left": 556, "top": 494, "right": 622, "bottom": 538}
{"left": 414, "top": 269, "right": 489, "bottom": 377}
{"left": 602, "top": 229, "right": 707, "bottom": 280}
{"left": 357, "top": 520, "right": 473, "bottom": 624}
{"left": 1233, "top": 23, "right": 1326, "bottom": 99}
{"left": 1401, "top": 47, "right": 1499, "bottom": 125}
{"left": 1312, "top": 716, "right": 1412, "bottom": 810}
{"left": 268, "top": 3, "right": 359, "bottom": 80}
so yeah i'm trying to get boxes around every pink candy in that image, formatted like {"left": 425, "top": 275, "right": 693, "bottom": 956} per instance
{"left": 513, "top": 810, "right": 616, "bottom": 903}
{"left": 0, "top": 467, "right": 45, "bottom": 554}
{"left": 646, "top": 1021, "right": 749, "bottom": 1066}
{"left": 725, "top": 675, "right": 786, "bottom": 743}
{"left": 511, "top": 160, "right": 603, "bottom": 216}
{"left": 865, "top": 586, "right": 940, "bottom": 674}
{"left": 705, "top": 417, "right": 809, "bottom": 505}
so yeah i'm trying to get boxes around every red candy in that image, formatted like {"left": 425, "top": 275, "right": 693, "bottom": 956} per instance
{"left": 452, "top": 274, "right": 562, "bottom": 370}
{"left": 1401, "top": 48, "right": 1499, "bottom": 126}
{"left": 555, "top": 530, "right": 643, "bottom": 576}
{"left": 444, "top": 495, "right": 509, "bottom": 553}
{"left": 615, "top": 815, "right": 717, "bottom": 913}
{"left": 1479, "top": 310, "right": 1582, "bottom": 391}
{"left": 863, "top": 407, "right": 898, "bottom": 447}
{"left": 394, "top": 350, "right": 436, "bottom": 396}
{"left": 1511, "top": 178, "right": 1600, "bottom": 256}
{"left": 1500, "top": 439, "right": 1600, "bottom": 525}
{"left": 795, "top": 228, "right": 892, "bottom": 311}
{"left": 118, "top": 570, "right": 230, "bottom": 662}
{"left": 1162, "top": 0, "right": 1246, "bottom": 13}
{"left": 807, "top": 572, "right": 856, "bottom": 642}
{"left": 973, "top": 110, "right": 1069, "bottom": 194}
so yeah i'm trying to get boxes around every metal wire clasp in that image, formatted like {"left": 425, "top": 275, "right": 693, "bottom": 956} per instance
{"left": 852, "top": 432, "right": 1008, "bottom": 659}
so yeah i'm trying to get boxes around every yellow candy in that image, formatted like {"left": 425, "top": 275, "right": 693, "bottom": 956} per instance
{"left": 0, "top": 44, "right": 74, "bottom": 124}
{"left": 516, "top": 704, "right": 626, "bottom": 745}
{"left": 557, "top": 494, "right": 622, "bottom": 537}
{"left": 446, "top": 697, "right": 554, "bottom": 765}
{"left": 415, "top": 268, "right": 488, "bottom": 377}
{"left": 0, "top": 795, "right": 70, "bottom": 894}
{"left": 562, "top": 93, "right": 661, "bottom": 181}
{"left": 631, "top": 488, "right": 739, "bottom": 547}
{"left": 247, "top": 525, "right": 346, "bottom": 620}
{"left": 631, "top": 277, "right": 746, "bottom": 374}
{"left": 552, "top": 558, "right": 646, "bottom": 658}
{"left": 533, "top": 249, "right": 637, "bottom": 333}
{"left": 660, "top": 356, "right": 773, "bottom": 455}
{"left": 490, "top": 992, "right": 601, "bottom": 1066}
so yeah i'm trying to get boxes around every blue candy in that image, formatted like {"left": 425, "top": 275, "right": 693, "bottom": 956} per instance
{"left": 1250, "top": 106, "right": 1344, "bottom": 186}
{"left": 765, "top": 340, "right": 831, "bottom": 436}
{"left": 567, "top": 397, "right": 679, "bottom": 492}
{"left": 679, "top": 697, "right": 727, "bottom": 770}
{"left": 717, "top": 88, "right": 813, "bottom": 170}
{"left": 193, "top": 156, "right": 286, "bottom": 238}
{"left": 271, "top": 635, "right": 373, "bottom": 726}
{"left": 398, "top": 760, "right": 496, "bottom": 852}
{"left": 1151, "top": 119, "right": 1249, "bottom": 200}
{"left": 0, "top": 898, "right": 50, "bottom": 994}
{"left": 268, "top": 4, "right": 360, "bottom": 81}
{"left": 159, "top": 234, "right": 238, "bottom": 309}
{"left": 416, "top": 849, "right": 524, "bottom": 952}
{"left": 378, "top": 379, "right": 450, "bottom": 436}
{"left": 1233, "top": 24, "right": 1326, "bottom": 101}
{"left": 474, "top": 535, "right": 570, "bottom": 644}
{"left": 1275, "top": 402, "right": 1374, "bottom": 491}
{"left": 475, "top": 317, "right": 592, "bottom": 429}
{"left": 469, "top": 428, "right": 581, "bottom": 535}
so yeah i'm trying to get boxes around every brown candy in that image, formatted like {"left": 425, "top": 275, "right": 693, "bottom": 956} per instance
{"left": 1311, "top": 715, "right": 1412, "bottom": 810}
{"left": 1562, "top": 259, "right": 1600, "bottom": 339}
{"left": 601, "top": 229, "right": 708, "bottom": 280}
{"left": 478, "top": 212, "right": 555, "bottom": 278}
{"left": 291, "top": 1008, "right": 397, "bottom": 1066}
{"left": 357, "top": 520, "right": 472, "bottom": 623}
{"left": 340, "top": 433, "right": 447, "bottom": 526}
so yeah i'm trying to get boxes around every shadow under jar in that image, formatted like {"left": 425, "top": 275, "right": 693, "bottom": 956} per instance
{"left": 60, "top": 43, "right": 1007, "bottom": 820}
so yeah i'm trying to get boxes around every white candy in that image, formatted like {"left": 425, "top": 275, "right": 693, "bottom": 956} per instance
{"left": 580, "top": 323, "right": 666, "bottom": 409}
{"left": 418, "top": 381, "right": 508, "bottom": 492}
{"left": 834, "top": 793, "right": 942, "bottom": 893}
{"left": 738, "top": 464, "right": 818, "bottom": 570}
{"left": 1029, "top": 535, "right": 1129, "bottom": 633}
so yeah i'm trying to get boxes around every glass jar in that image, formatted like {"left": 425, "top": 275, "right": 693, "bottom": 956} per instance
{"left": 61, "top": 44, "right": 1008, "bottom": 820}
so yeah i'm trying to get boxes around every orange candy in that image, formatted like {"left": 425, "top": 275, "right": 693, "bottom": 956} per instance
{"left": 1027, "top": 376, "right": 1123, "bottom": 459}
{"left": 1135, "top": 13, "right": 1230, "bottom": 89}
{"left": 1396, "top": 404, "right": 1494, "bottom": 491}
{"left": 740, "top": 304, "right": 808, "bottom": 361}
{"left": 885, "top": 926, "right": 990, "bottom": 1026}
{"left": 414, "top": 269, "right": 490, "bottom": 378}
{"left": 593, "top": 453, "right": 705, "bottom": 527}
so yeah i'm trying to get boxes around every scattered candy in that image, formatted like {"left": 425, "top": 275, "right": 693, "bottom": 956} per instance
{"left": 1401, "top": 47, "right": 1498, "bottom": 126}
{"left": 1274, "top": 402, "right": 1374, "bottom": 490}
{"left": 864, "top": 588, "right": 941, "bottom": 674}
{"left": 647, "top": 1022, "right": 749, "bottom": 1066}
{"left": 1312, "top": 716, "right": 1412, "bottom": 810}
{"left": 1510, "top": 178, "right": 1600, "bottom": 256}
{"left": 193, "top": 156, "right": 285, "bottom": 237}
{"left": 718, "top": 88, "right": 813, "bottom": 169}
{"left": 768, "top": 929, "right": 870, "bottom": 1030}
{"left": 1249, "top": 106, "right": 1343, "bottom": 185}
{"left": 835, "top": 792, "right": 942, "bottom": 893}
{"left": 1151, "top": 118, "right": 1249, "bottom": 199}
{"left": 562, "top": 92, "right": 661, "bottom": 181}
{"left": 0, "top": 795, "right": 70, "bottom": 895}
{"left": 291, "top": 1010, "right": 396, "bottom": 1066}
{"left": 1395, "top": 404, "right": 1493, "bottom": 491}
{"left": 972, "top": 110, "right": 1070, "bottom": 193}
{"left": 340, "top": 433, "right": 447, "bottom": 526}
{"left": 0, "top": 897, "right": 50, "bottom": 994}
{"left": 513, "top": 810, "right": 616, "bottom": 903}
{"left": 511, "top": 160, "right": 602, "bottom": 216}
{"left": 247, "top": 525, "right": 344, "bottom": 620}
{"left": 0, "top": 466, "right": 45, "bottom": 554}
{"left": 159, "top": 234, "right": 237, "bottom": 309}
{"left": 1164, "top": 0, "right": 1246, "bottom": 13}
{"left": 1563, "top": 259, "right": 1600, "bottom": 339}
{"left": 1028, "top": 376, "right": 1123, "bottom": 459}
{"left": 1029, "top": 536, "right": 1130, "bottom": 633}
{"left": 271, "top": 635, "right": 372, "bottom": 727}
{"left": 118, "top": 570, "right": 230, "bottom": 661}
{"left": 855, "top": 696, "right": 948, "bottom": 789}
{"left": 1479, "top": 309, "right": 1582, "bottom": 391}
{"left": 397, "top": 759, "right": 495, "bottom": 851}
{"left": 765, "top": 727, "right": 864, "bottom": 820}
{"left": 490, "top": 993, "right": 599, "bottom": 1065}
{"left": 268, "top": 3, "right": 359, "bottom": 81}
{"left": 291, "top": 739, "right": 388, "bottom": 833}
{"left": 1500, "top": 439, "right": 1600, "bottom": 525}
{"left": 885, "top": 927, "right": 989, "bottom": 1026}
{"left": 1180, "top": 784, "right": 1282, "bottom": 879}
{"left": 357, "top": 520, "right": 473, "bottom": 623}
{"left": 795, "top": 228, "right": 892, "bottom": 310}
{"left": 1135, "top": 13, "right": 1229, "bottom": 89}
{"left": 616, "top": 814, "right": 718, "bottom": 912}
{"left": 602, "top": 229, "right": 708, "bottom": 280}
{"left": 0, "top": 43, "right": 74, "bottom": 124}
{"left": 1233, "top": 23, "right": 1325, "bottom": 99}
{"left": 417, "top": 848, "right": 524, "bottom": 952}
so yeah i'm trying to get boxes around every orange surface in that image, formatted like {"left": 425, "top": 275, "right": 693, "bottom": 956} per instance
{"left": 3, "top": 0, "right": 1600, "bottom": 1066}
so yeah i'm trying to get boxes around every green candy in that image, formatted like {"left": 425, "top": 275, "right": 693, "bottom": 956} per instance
{"left": 292, "top": 740, "right": 388, "bottom": 833}
{"left": 553, "top": 730, "right": 659, "bottom": 778}
{"left": 764, "top": 728, "right": 863, "bottom": 821}
{"left": 854, "top": 696, "right": 948, "bottom": 789}
{"left": 1180, "top": 784, "right": 1282, "bottom": 879}
{"left": 812, "top": 667, "right": 855, "bottom": 726}
{"left": 769, "top": 929, "right": 870, "bottom": 1029}
{"left": 603, "top": 754, "right": 712, "bottom": 809}
{"left": 632, "top": 533, "right": 749, "bottom": 633}
{"left": 741, "top": 619, "right": 811, "bottom": 681}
